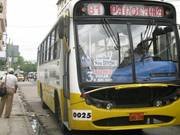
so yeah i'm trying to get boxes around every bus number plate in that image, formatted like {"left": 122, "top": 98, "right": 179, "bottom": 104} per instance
{"left": 72, "top": 110, "right": 92, "bottom": 121}
{"left": 129, "top": 112, "right": 144, "bottom": 121}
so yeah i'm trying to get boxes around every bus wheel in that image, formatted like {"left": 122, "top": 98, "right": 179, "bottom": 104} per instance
{"left": 41, "top": 99, "right": 48, "bottom": 109}
{"left": 54, "top": 93, "right": 67, "bottom": 133}
{"left": 40, "top": 86, "right": 48, "bottom": 109}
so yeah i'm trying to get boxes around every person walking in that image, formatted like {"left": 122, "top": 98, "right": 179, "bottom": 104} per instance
{"left": 0, "top": 68, "right": 18, "bottom": 118}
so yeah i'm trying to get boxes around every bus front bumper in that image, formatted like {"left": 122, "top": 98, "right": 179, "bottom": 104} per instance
{"left": 68, "top": 97, "right": 180, "bottom": 131}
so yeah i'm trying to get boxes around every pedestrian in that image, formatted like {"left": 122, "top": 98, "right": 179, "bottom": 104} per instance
{"left": 0, "top": 68, "right": 18, "bottom": 118}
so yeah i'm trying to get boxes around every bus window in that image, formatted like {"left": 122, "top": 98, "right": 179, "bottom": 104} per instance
{"left": 53, "top": 42, "right": 58, "bottom": 59}
{"left": 130, "top": 25, "right": 178, "bottom": 62}
{"left": 153, "top": 26, "right": 177, "bottom": 61}
{"left": 51, "top": 29, "right": 56, "bottom": 45}
{"left": 130, "top": 24, "right": 178, "bottom": 82}
{"left": 44, "top": 40, "right": 48, "bottom": 62}
{"left": 40, "top": 44, "right": 43, "bottom": 64}
{"left": 77, "top": 24, "right": 132, "bottom": 82}
{"left": 42, "top": 42, "right": 45, "bottom": 63}
{"left": 48, "top": 34, "right": 52, "bottom": 61}
{"left": 37, "top": 47, "right": 40, "bottom": 65}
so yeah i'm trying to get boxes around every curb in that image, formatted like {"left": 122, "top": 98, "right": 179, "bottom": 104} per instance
{"left": 16, "top": 89, "right": 34, "bottom": 135}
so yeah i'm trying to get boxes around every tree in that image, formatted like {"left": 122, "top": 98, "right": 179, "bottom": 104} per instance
{"left": 12, "top": 56, "right": 24, "bottom": 70}
{"left": 21, "top": 61, "right": 37, "bottom": 73}
{"left": 12, "top": 56, "right": 37, "bottom": 73}
{"left": 0, "top": 59, "right": 6, "bottom": 70}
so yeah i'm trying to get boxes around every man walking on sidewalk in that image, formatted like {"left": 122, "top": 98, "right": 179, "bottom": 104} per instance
{"left": 0, "top": 68, "right": 18, "bottom": 118}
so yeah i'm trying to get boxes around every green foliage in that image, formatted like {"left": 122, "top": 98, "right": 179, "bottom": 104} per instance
{"left": 12, "top": 56, "right": 37, "bottom": 73}
{"left": 12, "top": 56, "right": 24, "bottom": 69}
{"left": 0, "top": 59, "right": 6, "bottom": 70}
{"left": 20, "top": 61, "right": 37, "bottom": 73}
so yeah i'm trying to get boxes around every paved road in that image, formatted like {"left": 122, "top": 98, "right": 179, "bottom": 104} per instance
{"left": 18, "top": 81, "right": 180, "bottom": 135}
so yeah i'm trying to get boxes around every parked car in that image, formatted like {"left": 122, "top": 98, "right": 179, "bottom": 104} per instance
{"left": 27, "top": 72, "right": 37, "bottom": 81}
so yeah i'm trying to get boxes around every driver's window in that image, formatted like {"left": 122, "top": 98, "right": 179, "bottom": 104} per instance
{"left": 155, "top": 26, "right": 177, "bottom": 61}
{"left": 131, "top": 25, "right": 155, "bottom": 62}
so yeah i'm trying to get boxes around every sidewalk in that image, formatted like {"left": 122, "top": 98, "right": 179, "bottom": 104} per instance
{"left": 0, "top": 92, "right": 33, "bottom": 135}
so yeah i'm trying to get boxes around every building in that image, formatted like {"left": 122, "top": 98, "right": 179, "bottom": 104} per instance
{"left": 0, "top": 0, "right": 7, "bottom": 51}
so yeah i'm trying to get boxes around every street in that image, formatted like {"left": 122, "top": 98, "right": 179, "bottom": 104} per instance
{"left": 17, "top": 81, "right": 180, "bottom": 135}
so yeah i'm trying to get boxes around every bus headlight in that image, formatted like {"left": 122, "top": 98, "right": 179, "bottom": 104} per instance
{"left": 154, "top": 89, "right": 180, "bottom": 107}
{"left": 155, "top": 100, "right": 163, "bottom": 107}
{"left": 106, "top": 103, "right": 113, "bottom": 110}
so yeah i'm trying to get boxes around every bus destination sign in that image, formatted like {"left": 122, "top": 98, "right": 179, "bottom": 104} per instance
{"left": 110, "top": 4, "right": 164, "bottom": 17}
{"left": 86, "top": 3, "right": 104, "bottom": 15}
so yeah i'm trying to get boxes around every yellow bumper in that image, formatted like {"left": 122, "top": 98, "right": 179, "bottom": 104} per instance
{"left": 69, "top": 95, "right": 180, "bottom": 130}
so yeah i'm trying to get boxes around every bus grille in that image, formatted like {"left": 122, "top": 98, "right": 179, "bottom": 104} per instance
{"left": 93, "top": 115, "right": 173, "bottom": 126}
{"left": 85, "top": 85, "right": 179, "bottom": 108}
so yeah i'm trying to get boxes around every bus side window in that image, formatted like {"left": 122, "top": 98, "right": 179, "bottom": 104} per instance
{"left": 48, "top": 34, "right": 52, "bottom": 61}
{"left": 53, "top": 42, "right": 58, "bottom": 59}
{"left": 152, "top": 26, "right": 177, "bottom": 61}
{"left": 37, "top": 47, "right": 40, "bottom": 65}
{"left": 44, "top": 40, "right": 48, "bottom": 62}
{"left": 42, "top": 42, "right": 45, "bottom": 63}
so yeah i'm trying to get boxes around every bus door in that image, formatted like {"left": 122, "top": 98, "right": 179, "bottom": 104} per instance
{"left": 63, "top": 45, "right": 70, "bottom": 123}
{"left": 60, "top": 14, "right": 70, "bottom": 124}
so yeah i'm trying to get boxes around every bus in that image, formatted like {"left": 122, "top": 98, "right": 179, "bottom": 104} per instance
{"left": 37, "top": 0, "right": 180, "bottom": 132}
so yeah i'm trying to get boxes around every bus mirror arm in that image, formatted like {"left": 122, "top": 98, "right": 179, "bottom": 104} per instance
{"left": 59, "top": 17, "right": 64, "bottom": 38}
{"left": 175, "top": 24, "right": 180, "bottom": 30}
{"left": 63, "top": 49, "right": 71, "bottom": 99}
{"left": 63, "top": 73, "right": 70, "bottom": 99}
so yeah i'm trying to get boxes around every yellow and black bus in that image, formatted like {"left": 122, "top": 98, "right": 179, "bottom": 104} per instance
{"left": 37, "top": 0, "right": 180, "bottom": 131}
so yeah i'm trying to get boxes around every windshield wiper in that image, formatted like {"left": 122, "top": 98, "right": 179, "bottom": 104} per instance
{"left": 102, "top": 18, "right": 122, "bottom": 67}
{"left": 102, "top": 18, "right": 119, "bottom": 49}
{"left": 139, "top": 21, "right": 158, "bottom": 61}
{"left": 143, "top": 20, "right": 155, "bottom": 40}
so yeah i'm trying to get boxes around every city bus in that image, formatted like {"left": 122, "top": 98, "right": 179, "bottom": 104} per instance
{"left": 37, "top": 0, "right": 180, "bottom": 131}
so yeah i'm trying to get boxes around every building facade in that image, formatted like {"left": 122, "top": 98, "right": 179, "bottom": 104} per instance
{"left": 0, "top": 0, "right": 7, "bottom": 51}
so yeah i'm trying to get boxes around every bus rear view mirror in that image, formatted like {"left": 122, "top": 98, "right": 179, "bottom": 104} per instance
{"left": 59, "top": 17, "right": 64, "bottom": 38}
{"left": 177, "top": 24, "right": 180, "bottom": 30}
{"left": 153, "top": 26, "right": 173, "bottom": 36}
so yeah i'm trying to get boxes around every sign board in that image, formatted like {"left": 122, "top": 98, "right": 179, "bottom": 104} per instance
{"left": 7, "top": 45, "right": 19, "bottom": 57}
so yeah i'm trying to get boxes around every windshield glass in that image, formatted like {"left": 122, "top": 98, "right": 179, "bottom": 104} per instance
{"left": 77, "top": 22, "right": 179, "bottom": 83}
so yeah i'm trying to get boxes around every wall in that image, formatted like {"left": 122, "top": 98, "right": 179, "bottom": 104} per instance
{"left": 0, "top": 0, "right": 7, "bottom": 51}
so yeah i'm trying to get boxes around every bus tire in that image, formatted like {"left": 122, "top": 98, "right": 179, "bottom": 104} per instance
{"left": 54, "top": 92, "right": 67, "bottom": 133}
{"left": 40, "top": 84, "right": 48, "bottom": 109}
{"left": 42, "top": 100, "right": 48, "bottom": 109}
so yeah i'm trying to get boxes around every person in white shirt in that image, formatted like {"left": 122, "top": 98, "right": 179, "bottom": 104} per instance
{"left": 0, "top": 68, "right": 18, "bottom": 118}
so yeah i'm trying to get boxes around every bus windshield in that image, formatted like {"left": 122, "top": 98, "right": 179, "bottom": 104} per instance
{"left": 77, "top": 21, "right": 179, "bottom": 83}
